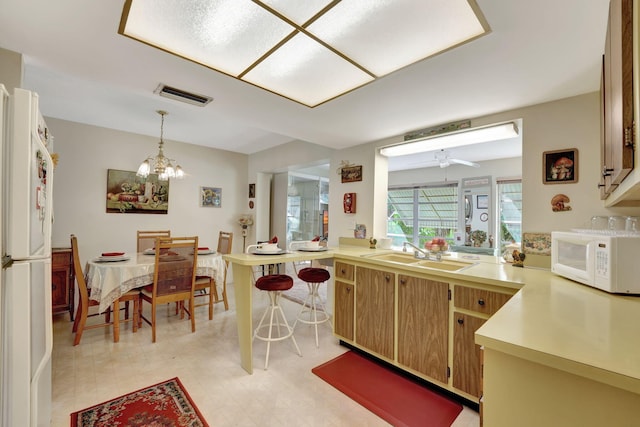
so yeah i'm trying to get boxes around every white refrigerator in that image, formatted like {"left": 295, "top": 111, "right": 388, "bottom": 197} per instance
{"left": 0, "top": 85, "right": 54, "bottom": 427}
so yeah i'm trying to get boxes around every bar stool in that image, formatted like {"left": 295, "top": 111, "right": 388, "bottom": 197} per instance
{"left": 253, "top": 274, "right": 302, "bottom": 369}
{"left": 294, "top": 267, "right": 331, "bottom": 348}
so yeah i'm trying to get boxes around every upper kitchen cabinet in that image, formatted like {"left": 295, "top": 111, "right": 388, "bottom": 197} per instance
{"left": 602, "top": 0, "right": 640, "bottom": 205}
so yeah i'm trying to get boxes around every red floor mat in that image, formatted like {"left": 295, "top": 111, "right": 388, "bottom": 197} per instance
{"left": 312, "top": 351, "right": 463, "bottom": 427}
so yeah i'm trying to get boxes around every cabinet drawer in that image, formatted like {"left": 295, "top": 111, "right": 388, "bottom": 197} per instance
{"left": 52, "top": 251, "right": 71, "bottom": 266}
{"left": 454, "top": 285, "right": 512, "bottom": 316}
{"left": 334, "top": 261, "right": 354, "bottom": 281}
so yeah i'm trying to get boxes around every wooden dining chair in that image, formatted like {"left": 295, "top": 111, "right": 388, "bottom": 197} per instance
{"left": 136, "top": 230, "right": 171, "bottom": 253}
{"left": 194, "top": 231, "right": 233, "bottom": 318}
{"left": 139, "top": 236, "right": 198, "bottom": 343}
{"left": 70, "top": 234, "right": 140, "bottom": 345}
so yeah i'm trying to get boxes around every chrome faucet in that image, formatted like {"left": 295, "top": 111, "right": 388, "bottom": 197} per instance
{"left": 402, "top": 241, "right": 429, "bottom": 259}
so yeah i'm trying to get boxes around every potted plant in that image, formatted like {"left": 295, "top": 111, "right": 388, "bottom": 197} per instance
{"left": 470, "top": 230, "right": 487, "bottom": 247}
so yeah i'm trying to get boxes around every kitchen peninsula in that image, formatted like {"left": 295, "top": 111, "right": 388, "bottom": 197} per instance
{"left": 224, "top": 244, "right": 640, "bottom": 426}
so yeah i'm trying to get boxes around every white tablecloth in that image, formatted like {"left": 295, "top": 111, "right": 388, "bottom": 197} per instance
{"left": 86, "top": 252, "right": 225, "bottom": 312}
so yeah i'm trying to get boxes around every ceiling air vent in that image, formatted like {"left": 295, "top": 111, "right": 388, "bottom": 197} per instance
{"left": 154, "top": 84, "right": 213, "bottom": 107}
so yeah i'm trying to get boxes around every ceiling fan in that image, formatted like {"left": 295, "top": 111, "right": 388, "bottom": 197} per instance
{"left": 435, "top": 149, "right": 480, "bottom": 168}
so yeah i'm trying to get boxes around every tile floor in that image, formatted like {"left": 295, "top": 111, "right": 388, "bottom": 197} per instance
{"left": 51, "top": 282, "right": 479, "bottom": 427}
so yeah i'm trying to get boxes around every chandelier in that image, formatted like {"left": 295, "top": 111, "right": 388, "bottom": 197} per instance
{"left": 136, "top": 110, "right": 184, "bottom": 181}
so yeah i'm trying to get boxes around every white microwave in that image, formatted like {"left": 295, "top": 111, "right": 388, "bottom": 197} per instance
{"left": 551, "top": 231, "right": 640, "bottom": 294}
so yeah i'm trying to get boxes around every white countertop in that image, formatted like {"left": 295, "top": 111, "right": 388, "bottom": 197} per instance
{"left": 225, "top": 245, "right": 640, "bottom": 393}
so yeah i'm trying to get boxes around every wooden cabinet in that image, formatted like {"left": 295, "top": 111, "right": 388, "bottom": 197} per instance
{"left": 52, "top": 248, "right": 74, "bottom": 320}
{"left": 334, "top": 261, "right": 356, "bottom": 341}
{"left": 397, "top": 274, "right": 449, "bottom": 383}
{"left": 453, "top": 312, "right": 487, "bottom": 397}
{"left": 334, "top": 280, "right": 354, "bottom": 340}
{"left": 600, "top": 0, "right": 635, "bottom": 197}
{"left": 355, "top": 266, "right": 395, "bottom": 359}
{"left": 452, "top": 285, "right": 513, "bottom": 398}
{"left": 334, "top": 261, "right": 354, "bottom": 282}
{"left": 331, "top": 258, "right": 516, "bottom": 403}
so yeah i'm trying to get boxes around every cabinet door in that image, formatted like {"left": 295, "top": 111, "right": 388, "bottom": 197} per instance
{"left": 355, "top": 267, "right": 394, "bottom": 359}
{"left": 334, "top": 280, "right": 354, "bottom": 341}
{"left": 51, "top": 268, "right": 69, "bottom": 310}
{"left": 398, "top": 275, "right": 449, "bottom": 383}
{"left": 602, "top": 0, "right": 634, "bottom": 191}
{"left": 51, "top": 250, "right": 72, "bottom": 316}
{"left": 453, "top": 312, "right": 487, "bottom": 397}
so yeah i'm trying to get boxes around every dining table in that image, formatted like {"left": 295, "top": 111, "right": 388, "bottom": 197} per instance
{"left": 224, "top": 248, "right": 334, "bottom": 374}
{"left": 86, "top": 251, "right": 225, "bottom": 313}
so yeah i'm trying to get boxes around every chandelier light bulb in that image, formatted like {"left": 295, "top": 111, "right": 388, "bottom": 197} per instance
{"left": 137, "top": 110, "right": 185, "bottom": 180}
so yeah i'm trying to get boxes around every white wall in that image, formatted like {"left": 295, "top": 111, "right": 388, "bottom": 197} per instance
{"left": 47, "top": 118, "right": 248, "bottom": 260}
{"left": 389, "top": 157, "right": 522, "bottom": 187}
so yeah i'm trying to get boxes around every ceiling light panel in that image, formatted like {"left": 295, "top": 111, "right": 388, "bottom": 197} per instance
{"left": 257, "top": 0, "right": 335, "bottom": 25}
{"left": 120, "top": 0, "right": 488, "bottom": 107}
{"left": 122, "top": 0, "right": 294, "bottom": 76}
{"left": 306, "top": 0, "right": 487, "bottom": 76}
{"left": 243, "top": 33, "right": 374, "bottom": 107}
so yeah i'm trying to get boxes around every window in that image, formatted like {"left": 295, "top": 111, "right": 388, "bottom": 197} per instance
{"left": 387, "top": 183, "right": 458, "bottom": 248}
{"left": 497, "top": 179, "right": 522, "bottom": 251}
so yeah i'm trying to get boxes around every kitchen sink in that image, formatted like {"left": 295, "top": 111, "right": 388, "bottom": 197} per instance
{"left": 363, "top": 253, "right": 421, "bottom": 264}
{"left": 413, "top": 259, "right": 472, "bottom": 271}
{"left": 362, "top": 253, "right": 475, "bottom": 271}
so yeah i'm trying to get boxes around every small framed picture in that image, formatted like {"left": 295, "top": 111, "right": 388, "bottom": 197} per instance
{"left": 341, "top": 165, "right": 363, "bottom": 183}
{"left": 200, "top": 186, "right": 221, "bottom": 207}
{"left": 476, "top": 194, "right": 488, "bottom": 209}
{"left": 249, "top": 183, "right": 255, "bottom": 198}
{"left": 543, "top": 148, "right": 578, "bottom": 184}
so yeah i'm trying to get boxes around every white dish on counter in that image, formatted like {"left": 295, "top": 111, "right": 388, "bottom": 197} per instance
{"left": 297, "top": 247, "right": 328, "bottom": 252}
{"left": 253, "top": 249, "right": 287, "bottom": 255}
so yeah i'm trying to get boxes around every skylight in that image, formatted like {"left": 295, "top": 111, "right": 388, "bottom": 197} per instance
{"left": 119, "top": 0, "right": 488, "bottom": 107}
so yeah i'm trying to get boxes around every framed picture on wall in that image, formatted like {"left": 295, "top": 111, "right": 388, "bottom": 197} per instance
{"left": 476, "top": 194, "right": 489, "bottom": 209}
{"left": 543, "top": 148, "right": 578, "bottom": 184}
{"left": 341, "top": 165, "right": 362, "bottom": 183}
{"left": 105, "top": 169, "right": 168, "bottom": 214}
{"left": 200, "top": 186, "right": 222, "bottom": 207}
{"left": 249, "top": 183, "right": 255, "bottom": 198}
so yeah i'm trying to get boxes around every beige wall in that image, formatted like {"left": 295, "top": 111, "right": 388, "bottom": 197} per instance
{"left": 0, "top": 47, "right": 23, "bottom": 93}
{"left": 47, "top": 118, "right": 248, "bottom": 259}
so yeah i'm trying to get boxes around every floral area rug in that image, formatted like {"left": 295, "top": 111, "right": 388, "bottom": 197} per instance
{"left": 70, "top": 377, "right": 208, "bottom": 427}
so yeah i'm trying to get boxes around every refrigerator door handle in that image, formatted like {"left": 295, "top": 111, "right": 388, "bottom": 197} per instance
{"left": 2, "top": 254, "right": 14, "bottom": 269}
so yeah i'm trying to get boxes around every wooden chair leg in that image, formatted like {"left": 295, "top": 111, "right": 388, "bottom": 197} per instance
{"left": 72, "top": 297, "right": 83, "bottom": 333}
{"left": 208, "top": 285, "right": 214, "bottom": 320}
{"left": 189, "top": 297, "right": 196, "bottom": 333}
{"left": 222, "top": 282, "right": 229, "bottom": 311}
{"left": 73, "top": 305, "right": 88, "bottom": 346}
{"left": 113, "top": 299, "right": 120, "bottom": 343}
{"left": 212, "top": 280, "right": 220, "bottom": 302}
{"left": 132, "top": 299, "right": 139, "bottom": 333}
{"left": 151, "top": 302, "right": 157, "bottom": 343}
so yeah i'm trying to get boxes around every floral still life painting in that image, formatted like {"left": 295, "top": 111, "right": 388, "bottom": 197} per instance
{"left": 201, "top": 187, "right": 222, "bottom": 207}
{"left": 106, "top": 169, "right": 168, "bottom": 214}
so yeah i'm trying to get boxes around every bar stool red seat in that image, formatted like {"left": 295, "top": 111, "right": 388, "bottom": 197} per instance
{"left": 294, "top": 267, "right": 331, "bottom": 348}
{"left": 253, "top": 274, "right": 302, "bottom": 369}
